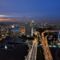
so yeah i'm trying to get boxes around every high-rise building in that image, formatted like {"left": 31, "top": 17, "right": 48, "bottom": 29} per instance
{"left": 19, "top": 26, "right": 26, "bottom": 35}
{"left": 30, "top": 20, "right": 34, "bottom": 36}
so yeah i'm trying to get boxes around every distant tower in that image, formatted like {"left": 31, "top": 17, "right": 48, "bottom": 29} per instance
{"left": 30, "top": 20, "right": 34, "bottom": 36}
{"left": 31, "top": 27, "right": 33, "bottom": 36}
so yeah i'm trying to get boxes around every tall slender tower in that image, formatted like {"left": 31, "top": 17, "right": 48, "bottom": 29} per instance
{"left": 31, "top": 20, "right": 34, "bottom": 36}
{"left": 31, "top": 27, "right": 33, "bottom": 36}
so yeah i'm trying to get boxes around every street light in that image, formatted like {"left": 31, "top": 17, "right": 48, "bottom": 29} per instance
{"left": 5, "top": 45, "right": 8, "bottom": 50}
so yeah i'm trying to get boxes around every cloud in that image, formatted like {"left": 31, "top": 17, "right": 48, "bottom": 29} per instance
{"left": 0, "top": 15, "right": 9, "bottom": 17}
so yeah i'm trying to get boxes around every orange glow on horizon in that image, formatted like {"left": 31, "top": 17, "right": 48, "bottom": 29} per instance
{"left": 0, "top": 17, "right": 17, "bottom": 22}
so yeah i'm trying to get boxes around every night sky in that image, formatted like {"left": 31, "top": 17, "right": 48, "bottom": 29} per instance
{"left": 0, "top": 0, "right": 60, "bottom": 17}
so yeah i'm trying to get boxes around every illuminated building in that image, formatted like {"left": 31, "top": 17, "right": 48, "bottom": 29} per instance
{"left": 19, "top": 26, "right": 26, "bottom": 35}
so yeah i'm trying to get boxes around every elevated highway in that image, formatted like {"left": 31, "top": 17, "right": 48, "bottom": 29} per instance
{"left": 25, "top": 38, "right": 38, "bottom": 60}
